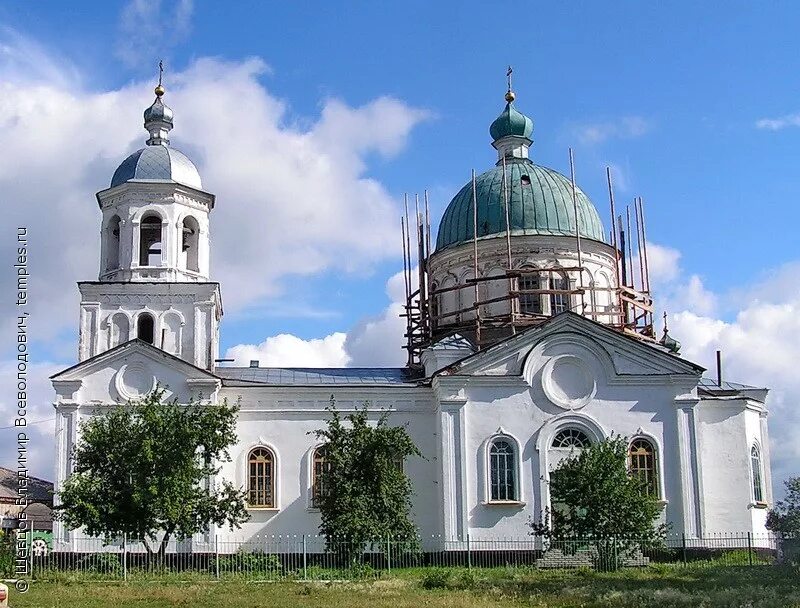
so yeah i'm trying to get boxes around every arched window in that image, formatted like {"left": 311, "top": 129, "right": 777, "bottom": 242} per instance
{"left": 311, "top": 446, "right": 330, "bottom": 508}
{"left": 430, "top": 282, "right": 440, "bottom": 330}
{"left": 519, "top": 271, "right": 542, "bottom": 315}
{"left": 248, "top": 447, "right": 275, "bottom": 508}
{"left": 629, "top": 438, "right": 658, "bottom": 497}
{"left": 181, "top": 216, "right": 199, "bottom": 272}
{"left": 550, "top": 275, "right": 569, "bottom": 314}
{"left": 139, "top": 214, "right": 163, "bottom": 266}
{"left": 106, "top": 216, "right": 121, "bottom": 271}
{"left": 552, "top": 428, "right": 591, "bottom": 449}
{"left": 751, "top": 444, "right": 764, "bottom": 503}
{"left": 136, "top": 313, "right": 155, "bottom": 345}
{"left": 489, "top": 438, "right": 518, "bottom": 501}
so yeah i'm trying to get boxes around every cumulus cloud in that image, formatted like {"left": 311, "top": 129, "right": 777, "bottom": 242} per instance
{"left": 755, "top": 113, "right": 800, "bottom": 131}
{"left": 116, "top": 0, "right": 194, "bottom": 68}
{"left": 226, "top": 333, "right": 349, "bottom": 368}
{"left": 572, "top": 116, "right": 651, "bottom": 145}
{"left": 224, "top": 269, "right": 412, "bottom": 369}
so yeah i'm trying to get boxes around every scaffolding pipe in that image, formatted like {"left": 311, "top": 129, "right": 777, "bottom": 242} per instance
{"left": 569, "top": 148, "right": 585, "bottom": 313}
{"left": 502, "top": 154, "right": 516, "bottom": 333}
{"left": 472, "top": 169, "right": 481, "bottom": 347}
{"left": 606, "top": 167, "right": 623, "bottom": 310}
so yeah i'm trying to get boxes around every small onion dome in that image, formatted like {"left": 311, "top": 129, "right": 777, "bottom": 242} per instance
{"left": 143, "top": 84, "right": 174, "bottom": 146}
{"left": 660, "top": 329, "right": 681, "bottom": 354}
{"left": 489, "top": 98, "right": 533, "bottom": 142}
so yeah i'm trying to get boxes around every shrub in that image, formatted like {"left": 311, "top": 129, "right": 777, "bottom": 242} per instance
{"left": 0, "top": 531, "right": 14, "bottom": 578}
{"left": 76, "top": 553, "right": 123, "bottom": 575}
{"left": 220, "top": 549, "right": 282, "bottom": 575}
{"left": 420, "top": 567, "right": 452, "bottom": 589}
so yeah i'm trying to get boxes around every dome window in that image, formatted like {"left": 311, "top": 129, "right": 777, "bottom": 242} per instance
{"left": 520, "top": 174, "right": 531, "bottom": 186}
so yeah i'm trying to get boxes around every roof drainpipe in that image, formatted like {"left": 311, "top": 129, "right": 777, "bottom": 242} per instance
{"left": 716, "top": 350, "right": 722, "bottom": 388}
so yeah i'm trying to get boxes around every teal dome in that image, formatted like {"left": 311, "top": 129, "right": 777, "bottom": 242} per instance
{"left": 436, "top": 158, "right": 606, "bottom": 251}
{"left": 489, "top": 102, "right": 533, "bottom": 141}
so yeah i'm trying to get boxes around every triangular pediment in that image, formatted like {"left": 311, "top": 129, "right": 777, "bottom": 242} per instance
{"left": 436, "top": 312, "right": 704, "bottom": 380}
{"left": 51, "top": 339, "right": 220, "bottom": 405}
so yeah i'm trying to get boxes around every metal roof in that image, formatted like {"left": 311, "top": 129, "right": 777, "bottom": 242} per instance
{"left": 435, "top": 158, "right": 606, "bottom": 251}
{"left": 110, "top": 145, "right": 201, "bottom": 189}
{"left": 698, "top": 377, "right": 762, "bottom": 391}
{"left": 490, "top": 101, "right": 533, "bottom": 141}
{"left": 216, "top": 367, "right": 423, "bottom": 386}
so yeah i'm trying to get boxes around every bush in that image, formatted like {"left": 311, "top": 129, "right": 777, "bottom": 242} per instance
{"left": 420, "top": 567, "right": 452, "bottom": 590}
{"left": 220, "top": 549, "right": 282, "bottom": 575}
{"left": 76, "top": 553, "right": 123, "bottom": 575}
{"left": 0, "top": 531, "right": 14, "bottom": 578}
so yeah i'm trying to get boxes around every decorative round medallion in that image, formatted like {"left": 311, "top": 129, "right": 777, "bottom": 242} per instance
{"left": 541, "top": 355, "right": 596, "bottom": 410}
{"left": 115, "top": 362, "right": 156, "bottom": 401}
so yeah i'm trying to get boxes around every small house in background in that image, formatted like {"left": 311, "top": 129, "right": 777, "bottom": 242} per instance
{"left": 0, "top": 467, "right": 54, "bottom": 531}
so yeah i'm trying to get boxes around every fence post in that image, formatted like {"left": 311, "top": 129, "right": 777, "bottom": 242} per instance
{"left": 386, "top": 535, "right": 391, "bottom": 574}
{"left": 29, "top": 519, "right": 34, "bottom": 580}
{"left": 123, "top": 532, "right": 128, "bottom": 582}
{"left": 302, "top": 534, "right": 307, "bottom": 581}
{"left": 747, "top": 531, "right": 753, "bottom": 566}
{"left": 466, "top": 533, "right": 472, "bottom": 570}
{"left": 214, "top": 533, "right": 220, "bottom": 580}
{"left": 681, "top": 533, "right": 687, "bottom": 565}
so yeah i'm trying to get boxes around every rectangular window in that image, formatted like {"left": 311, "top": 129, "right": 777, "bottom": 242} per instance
{"left": 518, "top": 274, "right": 542, "bottom": 315}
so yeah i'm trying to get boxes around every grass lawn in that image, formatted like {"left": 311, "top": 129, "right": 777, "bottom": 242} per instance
{"left": 5, "top": 565, "right": 800, "bottom": 607}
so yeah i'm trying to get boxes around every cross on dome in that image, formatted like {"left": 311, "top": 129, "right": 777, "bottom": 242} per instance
{"left": 144, "top": 60, "right": 174, "bottom": 146}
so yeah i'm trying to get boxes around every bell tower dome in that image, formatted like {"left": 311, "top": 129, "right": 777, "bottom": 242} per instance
{"left": 76, "top": 72, "right": 222, "bottom": 370}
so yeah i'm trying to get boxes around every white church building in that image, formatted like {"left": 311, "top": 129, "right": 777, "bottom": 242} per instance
{"left": 51, "top": 80, "right": 773, "bottom": 550}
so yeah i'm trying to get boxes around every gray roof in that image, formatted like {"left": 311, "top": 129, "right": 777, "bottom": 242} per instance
{"left": 0, "top": 467, "right": 53, "bottom": 505}
{"left": 698, "top": 377, "right": 762, "bottom": 391}
{"left": 111, "top": 145, "right": 201, "bottom": 189}
{"left": 216, "top": 367, "right": 422, "bottom": 386}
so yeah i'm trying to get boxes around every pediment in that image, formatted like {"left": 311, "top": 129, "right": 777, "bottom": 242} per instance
{"left": 437, "top": 312, "right": 704, "bottom": 382}
{"left": 51, "top": 339, "right": 220, "bottom": 405}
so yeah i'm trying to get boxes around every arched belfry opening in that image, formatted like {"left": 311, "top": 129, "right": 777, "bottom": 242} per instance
{"left": 137, "top": 313, "right": 155, "bottom": 345}
{"left": 181, "top": 216, "right": 200, "bottom": 272}
{"left": 139, "top": 214, "right": 163, "bottom": 267}
{"left": 106, "top": 215, "right": 121, "bottom": 271}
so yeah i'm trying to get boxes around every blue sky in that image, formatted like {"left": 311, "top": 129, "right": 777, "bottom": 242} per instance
{"left": 1, "top": 1, "right": 799, "bottom": 488}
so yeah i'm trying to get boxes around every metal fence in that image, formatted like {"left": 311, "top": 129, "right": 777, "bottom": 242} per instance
{"left": 19, "top": 531, "right": 795, "bottom": 581}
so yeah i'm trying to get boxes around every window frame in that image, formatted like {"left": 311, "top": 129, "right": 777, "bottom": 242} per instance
{"left": 750, "top": 443, "right": 765, "bottom": 505}
{"left": 486, "top": 435, "right": 523, "bottom": 504}
{"left": 551, "top": 428, "right": 592, "bottom": 449}
{"left": 311, "top": 445, "right": 330, "bottom": 509}
{"left": 628, "top": 437, "right": 660, "bottom": 498}
{"left": 247, "top": 446, "right": 277, "bottom": 509}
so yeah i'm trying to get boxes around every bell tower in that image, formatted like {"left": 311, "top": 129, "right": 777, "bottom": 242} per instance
{"left": 77, "top": 76, "right": 222, "bottom": 370}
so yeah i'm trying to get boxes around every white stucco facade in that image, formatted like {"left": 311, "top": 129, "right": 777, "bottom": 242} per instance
{"left": 51, "top": 84, "right": 773, "bottom": 551}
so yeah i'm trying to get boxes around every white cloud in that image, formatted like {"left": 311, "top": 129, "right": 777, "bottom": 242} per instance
{"left": 225, "top": 333, "right": 349, "bottom": 368}
{"left": 116, "top": 0, "right": 194, "bottom": 68}
{"left": 755, "top": 113, "right": 800, "bottom": 131}
{"left": 573, "top": 116, "right": 651, "bottom": 145}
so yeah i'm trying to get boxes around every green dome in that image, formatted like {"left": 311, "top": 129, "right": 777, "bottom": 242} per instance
{"left": 489, "top": 102, "right": 533, "bottom": 141}
{"left": 436, "top": 158, "right": 606, "bottom": 251}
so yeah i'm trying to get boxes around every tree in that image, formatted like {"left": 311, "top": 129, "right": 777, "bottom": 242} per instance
{"left": 57, "top": 388, "right": 249, "bottom": 560}
{"left": 531, "top": 436, "right": 665, "bottom": 570}
{"left": 767, "top": 477, "right": 800, "bottom": 535}
{"left": 312, "top": 397, "right": 421, "bottom": 554}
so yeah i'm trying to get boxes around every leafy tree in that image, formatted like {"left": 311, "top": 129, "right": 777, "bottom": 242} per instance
{"left": 57, "top": 388, "right": 249, "bottom": 560}
{"left": 767, "top": 477, "right": 800, "bottom": 535}
{"left": 312, "top": 397, "right": 421, "bottom": 554}
{"left": 531, "top": 436, "right": 665, "bottom": 570}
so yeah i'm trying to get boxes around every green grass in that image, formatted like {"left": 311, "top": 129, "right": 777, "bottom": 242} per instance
{"left": 5, "top": 564, "right": 800, "bottom": 608}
